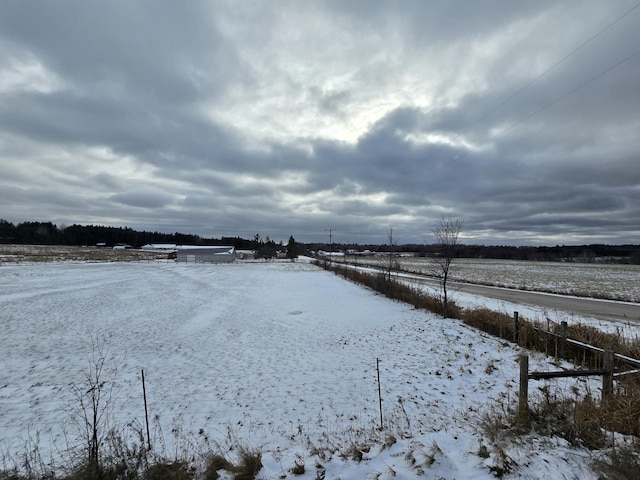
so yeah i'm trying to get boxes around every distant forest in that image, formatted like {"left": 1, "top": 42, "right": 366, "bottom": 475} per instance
{"left": 1, "top": 219, "right": 639, "bottom": 263}
{"left": 0, "top": 219, "right": 258, "bottom": 250}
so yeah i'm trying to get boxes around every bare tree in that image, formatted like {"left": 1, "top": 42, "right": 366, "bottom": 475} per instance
{"left": 69, "top": 337, "right": 119, "bottom": 477}
{"left": 431, "top": 213, "right": 464, "bottom": 316}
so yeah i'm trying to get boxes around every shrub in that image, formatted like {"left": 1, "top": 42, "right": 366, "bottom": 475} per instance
{"left": 203, "top": 450, "right": 262, "bottom": 480}
{"left": 203, "top": 455, "right": 233, "bottom": 480}
{"left": 234, "top": 449, "right": 262, "bottom": 480}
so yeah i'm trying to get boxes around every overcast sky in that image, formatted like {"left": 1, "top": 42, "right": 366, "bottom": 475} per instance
{"left": 1, "top": 1, "right": 639, "bottom": 245}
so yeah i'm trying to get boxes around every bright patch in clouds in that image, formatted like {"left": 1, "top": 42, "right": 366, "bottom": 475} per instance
{"left": 0, "top": 50, "right": 62, "bottom": 94}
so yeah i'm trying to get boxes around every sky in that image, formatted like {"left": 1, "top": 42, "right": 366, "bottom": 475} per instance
{"left": 1, "top": 1, "right": 639, "bottom": 246}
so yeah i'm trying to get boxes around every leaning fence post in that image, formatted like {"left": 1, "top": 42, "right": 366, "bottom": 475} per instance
{"left": 602, "top": 350, "right": 614, "bottom": 401}
{"left": 141, "top": 369, "right": 151, "bottom": 451}
{"left": 518, "top": 354, "right": 529, "bottom": 427}
{"left": 513, "top": 312, "right": 519, "bottom": 345}
{"left": 560, "top": 321, "right": 568, "bottom": 358}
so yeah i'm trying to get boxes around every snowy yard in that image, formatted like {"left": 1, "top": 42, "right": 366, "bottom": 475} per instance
{"left": 0, "top": 260, "right": 612, "bottom": 478}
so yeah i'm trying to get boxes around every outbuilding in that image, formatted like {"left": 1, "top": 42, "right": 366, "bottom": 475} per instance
{"left": 176, "top": 245, "right": 236, "bottom": 263}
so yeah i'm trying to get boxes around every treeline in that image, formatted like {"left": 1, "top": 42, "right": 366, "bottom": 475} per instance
{"left": 448, "top": 243, "right": 640, "bottom": 262}
{"left": 0, "top": 220, "right": 259, "bottom": 250}
{"left": 2, "top": 219, "right": 639, "bottom": 263}
{"left": 308, "top": 242, "right": 640, "bottom": 264}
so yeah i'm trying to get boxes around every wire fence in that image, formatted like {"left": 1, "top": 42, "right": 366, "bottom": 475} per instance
{"left": 1, "top": 351, "right": 528, "bottom": 450}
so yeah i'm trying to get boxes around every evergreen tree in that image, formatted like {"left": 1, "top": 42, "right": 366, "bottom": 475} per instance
{"left": 286, "top": 235, "right": 298, "bottom": 259}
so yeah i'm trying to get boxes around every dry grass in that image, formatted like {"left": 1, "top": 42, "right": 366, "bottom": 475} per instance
{"left": 593, "top": 439, "right": 640, "bottom": 480}
{"left": 203, "top": 450, "right": 262, "bottom": 480}
{"left": 460, "top": 308, "right": 514, "bottom": 339}
{"left": 566, "top": 323, "right": 640, "bottom": 359}
{"left": 142, "top": 461, "right": 193, "bottom": 480}
{"left": 1, "top": 447, "right": 262, "bottom": 480}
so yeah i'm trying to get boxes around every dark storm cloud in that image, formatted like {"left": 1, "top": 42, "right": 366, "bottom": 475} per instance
{"left": 1, "top": 1, "right": 639, "bottom": 245}
{"left": 0, "top": 1, "right": 233, "bottom": 99}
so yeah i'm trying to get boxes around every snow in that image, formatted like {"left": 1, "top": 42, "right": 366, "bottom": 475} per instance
{"left": 0, "top": 260, "right": 608, "bottom": 478}
{"left": 355, "top": 256, "right": 640, "bottom": 303}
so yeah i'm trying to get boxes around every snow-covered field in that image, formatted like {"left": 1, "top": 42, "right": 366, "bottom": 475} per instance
{"left": 0, "top": 260, "right": 615, "bottom": 478}
{"left": 353, "top": 257, "right": 640, "bottom": 303}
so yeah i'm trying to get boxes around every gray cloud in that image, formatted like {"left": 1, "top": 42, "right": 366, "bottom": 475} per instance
{"left": 109, "top": 191, "right": 174, "bottom": 209}
{"left": 1, "top": 0, "right": 639, "bottom": 245}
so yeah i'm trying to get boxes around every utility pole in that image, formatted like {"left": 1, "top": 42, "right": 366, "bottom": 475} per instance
{"left": 387, "top": 227, "right": 393, "bottom": 281}
{"left": 324, "top": 228, "right": 335, "bottom": 260}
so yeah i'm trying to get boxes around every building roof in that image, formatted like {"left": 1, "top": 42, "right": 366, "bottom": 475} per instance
{"left": 176, "top": 246, "right": 235, "bottom": 254}
{"left": 141, "top": 244, "right": 177, "bottom": 250}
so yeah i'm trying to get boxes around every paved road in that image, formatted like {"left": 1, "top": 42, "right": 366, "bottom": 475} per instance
{"left": 404, "top": 274, "right": 640, "bottom": 324}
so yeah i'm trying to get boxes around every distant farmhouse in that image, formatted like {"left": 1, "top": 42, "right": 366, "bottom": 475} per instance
{"left": 175, "top": 245, "right": 236, "bottom": 263}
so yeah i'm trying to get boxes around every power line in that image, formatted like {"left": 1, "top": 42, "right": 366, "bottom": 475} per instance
{"left": 419, "top": 2, "right": 640, "bottom": 163}
{"left": 489, "top": 47, "right": 640, "bottom": 141}
{"left": 454, "top": 1, "right": 640, "bottom": 138}
{"left": 422, "top": 43, "right": 640, "bottom": 169}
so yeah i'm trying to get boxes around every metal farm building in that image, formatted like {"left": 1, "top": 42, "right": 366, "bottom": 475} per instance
{"left": 175, "top": 246, "right": 236, "bottom": 263}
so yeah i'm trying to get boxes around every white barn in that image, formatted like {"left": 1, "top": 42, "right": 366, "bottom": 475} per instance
{"left": 175, "top": 246, "right": 236, "bottom": 263}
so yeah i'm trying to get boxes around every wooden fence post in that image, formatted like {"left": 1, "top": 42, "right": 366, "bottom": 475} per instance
{"left": 560, "top": 321, "right": 568, "bottom": 358}
{"left": 518, "top": 354, "right": 529, "bottom": 427}
{"left": 376, "top": 358, "right": 383, "bottom": 430}
{"left": 602, "top": 350, "right": 614, "bottom": 401}
{"left": 141, "top": 369, "right": 151, "bottom": 451}
{"left": 513, "top": 312, "right": 519, "bottom": 345}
